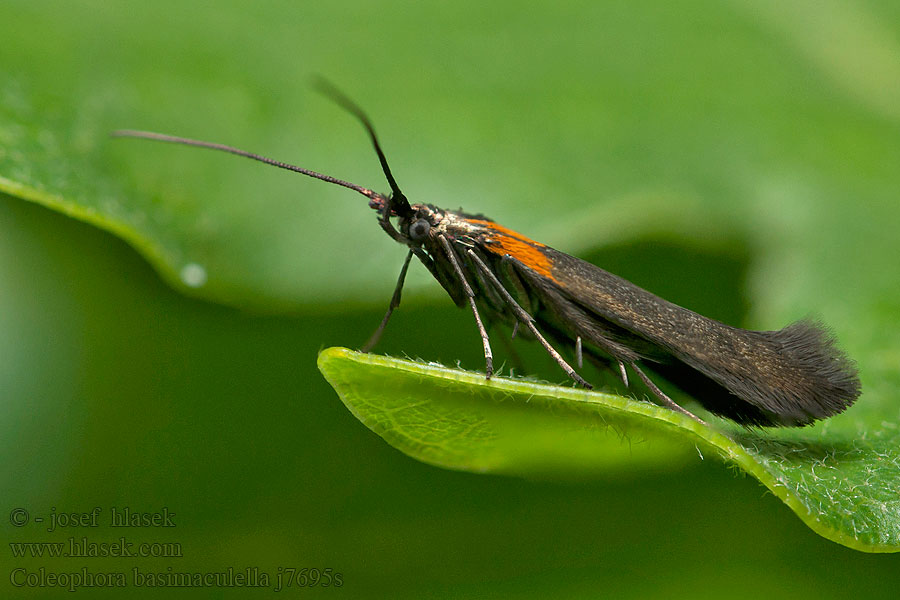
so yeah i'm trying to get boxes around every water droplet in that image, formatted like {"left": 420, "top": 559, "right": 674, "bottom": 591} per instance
{"left": 180, "top": 263, "right": 208, "bottom": 288}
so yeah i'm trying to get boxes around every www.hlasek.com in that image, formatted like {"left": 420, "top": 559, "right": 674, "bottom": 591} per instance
{"left": 10, "top": 537, "right": 183, "bottom": 558}
{"left": 10, "top": 567, "right": 343, "bottom": 591}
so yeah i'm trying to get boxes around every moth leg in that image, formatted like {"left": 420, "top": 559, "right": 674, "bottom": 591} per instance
{"left": 437, "top": 236, "right": 494, "bottom": 379}
{"left": 576, "top": 336, "right": 583, "bottom": 369}
{"left": 362, "top": 249, "right": 414, "bottom": 352}
{"left": 630, "top": 362, "right": 706, "bottom": 425}
{"left": 466, "top": 249, "right": 591, "bottom": 388}
{"left": 618, "top": 360, "right": 629, "bottom": 387}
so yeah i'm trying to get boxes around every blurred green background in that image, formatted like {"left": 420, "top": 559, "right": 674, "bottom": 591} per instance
{"left": 3, "top": 0, "right": 900, "bottom": 597}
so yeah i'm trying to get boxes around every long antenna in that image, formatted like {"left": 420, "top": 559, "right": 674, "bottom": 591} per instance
{"left": 109, "top": 129, "right": 380, "bottom": 201}
{"left": 312, "top": 77, "right": 413, "bottom": 217}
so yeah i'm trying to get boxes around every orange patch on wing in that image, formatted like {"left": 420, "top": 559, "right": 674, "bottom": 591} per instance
{"left": 466, "top": 219, "right": 556, "bottom": 281}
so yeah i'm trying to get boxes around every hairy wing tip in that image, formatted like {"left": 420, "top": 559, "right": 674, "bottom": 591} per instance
{"left": 766, "top": 319, "right": 861, "bottom": 425}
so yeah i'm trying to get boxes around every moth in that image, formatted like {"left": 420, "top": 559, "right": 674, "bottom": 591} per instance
{"left": 114, "top": 84, "right": 861, "bottom": 427}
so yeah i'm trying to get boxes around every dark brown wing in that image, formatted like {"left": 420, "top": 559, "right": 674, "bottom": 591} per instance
{"left": 502, "top": 243, "right": 860, "bottom": 426}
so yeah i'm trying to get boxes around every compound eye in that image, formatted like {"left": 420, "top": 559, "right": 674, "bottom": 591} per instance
{"left": 409, "top": 218, "right": 431, "bottom": 241}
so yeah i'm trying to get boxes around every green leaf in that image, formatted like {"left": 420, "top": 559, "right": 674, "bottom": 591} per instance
{"left": 319, "top": 347, "right": 900, "bottom": 553}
